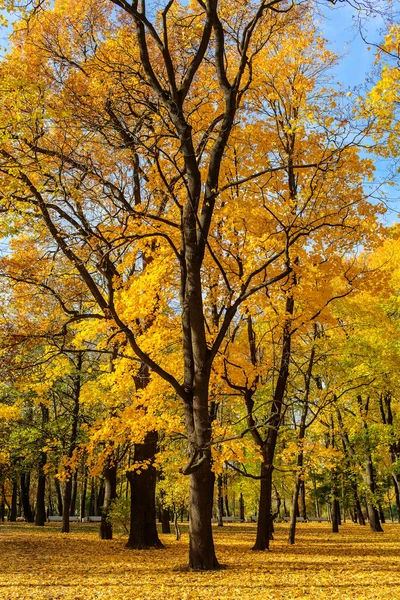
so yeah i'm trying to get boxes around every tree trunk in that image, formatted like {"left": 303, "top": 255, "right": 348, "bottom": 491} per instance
{"left": 252, "top": 462, "right": 272, "bottom": 550}
{"left": 126, "top": 432, "right": 162, "bottom": 549}
{"left": 224, "top": 475, "right": 230, "bottom": 518}
{"left": 300, "top": 480, "right": 307, "bottom": 520}
{"left": 354, "top": 496, "right": 366, "bottom": 525}
{"left": 10, "top": 479, "right": 17, "bottom": 521}
{"left": 288, "top": 474, "right": 301, "bottom": 545}
{"left": 331, "top": 498, "right": 340, "bottom": 533}
{"left": 55, "top": 478, "right": 63, "bottom": 516}
{"left": 161, "top": 508, "right": 171, "bottom": 534}
{"left": 70, "top": 471, "right": 78, "bottom": 516}
{"left": 174, "top": 511, "right": 181, "bottom": 540}
{"left": 80, "top": 467, "right": 88, "bottom": 521}
{"left": 62, "top": 477, "right": 73, "bottom": 533}
{"left": 35, "top": 404, "right": 49, "bottom": 526}
{"left": 217, "top": 475, "right": 223, "bottom": 527}
{"left": 239, "top": 493, "right": 245, "bottom": 522}
{"left": 365, "top": 455, "right": 383, "bottom": 532}
{"left": 188, "top": 462, "right": 220, "bottom": 569}
{"left": 35, "top": 456, "right": 47, "bottom": 526}
{"left": 100, "top": 462, "right": 117, "bottom": 540}
{"left": 392, "top": 475, "right": 400, "bottom": 522}
{"left": 20, "top": 472, "right": 34, "bottom": 522}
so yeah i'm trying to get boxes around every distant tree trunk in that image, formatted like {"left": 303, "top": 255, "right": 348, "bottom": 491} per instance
{"left": 217, "top": 475, "right": 223, "bottom": 526}
{"left": 161, "top": 508, "right": 171, "bottom": 534}
{"left": 174, "top": 511, "right": 181, "bottom": 540}
{"left": 20, "top": 472, "right": 34, "bottom": 522}
{"left": 80, "top": 467, "right": 88, "bottom": 521}
{"left": 379, "top": 393, "right": 400, "bottom": 523}
{"left": 288, "top": 347, "right": 313, "bottom": 545}
{"left": 224, "top": 476, "right": 230, "bottom": 518}
{"left": 97, "top": 482, "right": 105, "bottom": 514}
{"left": 35, "top": 404, "right": 49, "bottom": 527}
{"left": 35, "top": 457, "right": 47, "bottom": 526}
{"left": 70, "top": 471, "right": 78, "bottom": 516}
{"left": 89, "top": 478, "right": 96, "bottom": 516}
{"left": 100, "top": 462, "right": 117, "bottom": 540}
{"left": 300, "top": 480, "right": 307, "bottom": 520}
{"left": 379, "top": 505, "right": 385, "bottom": 524}
{"left": 10, "top": 479, "right": 18, "bottom": 521}
{"left": 62, "top": 352, "right": 81, "bottom": 534}
{"left": 331, "top": 497, "right": 340, "bottom": 533}
{"left": 126, "top": 431, "right": 163, "bottom": 549}
{"left": 239, "top": 493, "right": 245, "bottom": 522}
{"left": 335, "top": 499, "right": 341, "bottom": 525}
{"left": 392, "top": 475, "right": 400, "bottom": 522}
{"left": 354, "top": 495, "right": 366, "bottom": 525}
{"left": 55, "top": 478, "right": 63, "bottom": 516}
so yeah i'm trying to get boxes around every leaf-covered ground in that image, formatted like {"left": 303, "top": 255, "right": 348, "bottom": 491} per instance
{"left": 0, "top": 522, "right": 399, "bottom": 599}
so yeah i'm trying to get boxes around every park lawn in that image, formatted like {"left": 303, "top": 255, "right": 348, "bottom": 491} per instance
{"left": 0, "top": 522, "right": 399, "bottom": 599}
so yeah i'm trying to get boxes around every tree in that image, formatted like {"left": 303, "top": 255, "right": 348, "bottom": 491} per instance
{"left": 0, "top": 0, "right": 394, "bottom": 569}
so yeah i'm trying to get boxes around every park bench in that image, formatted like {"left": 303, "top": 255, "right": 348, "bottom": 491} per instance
{"left": 48, "top": 516, "right": 79, "bottom": 522}
{"left": 282, "top": 517, "right": 307, "bottom": 522}
{"left": 87, "top": 516, "right": 102, "bottom": 522}
{"left": 307, "top": 517, "right": 329, "bottom": 522}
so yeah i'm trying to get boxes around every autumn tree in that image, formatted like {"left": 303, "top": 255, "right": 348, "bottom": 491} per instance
{"left": 0, "top": 0, "right": 395, "bottom": 569}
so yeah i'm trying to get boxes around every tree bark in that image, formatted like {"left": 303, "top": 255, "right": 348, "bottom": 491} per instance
{"left": 70, "top": 471, "right": 78, "bottom": 516}
{"left": 126, "top": 431, "right": 163, "bottom": 549}
{"left": 217, "top": 475, "right": 223, "bottom": 526}
{"left": 20, "top": 472, "right": 34, "bottom": 522}
{"left": 80, "top": 466, "right": 88, "bottom": 521}
{"left": 55, "top": 478, "right": 63, "bottom": 516}
{"left": 188, "top": 463, "right": 219, "bottom": 569}
{"left": 161, "top": 508, "right": 171, "bottom": 534}
{"left": 100, "top": 462, "right": 117, "bottom": 540}
{"left": 253, "top": 461, "right": 273, "bottom": 550}
{"left": 331, "top": 498, "right": 340, "bottom": 533}
{"left": 35, "top": 404, "right": 49, "bottom": 526}
{"left": 10, "top": 479, "right": 17, "bottom": 521}
{"left": 239, "top": 493, "right": 245, "bottom": 522}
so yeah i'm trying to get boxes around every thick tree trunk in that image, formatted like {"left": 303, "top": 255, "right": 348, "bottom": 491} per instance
{"left": 100, "top": 463, "right": 117, "bottom": 540}
{"left": 10, "top": 479, "right": 17, "bottom": 521}
{"left": 253, "top": 462, "right": 272, "bottom": 550}
{"left": 331, "top": 498, "right": 340, "bottom": 533}
{"left": 126, "top": 432, "right": 162, "bottom": 549}
{"left": 188, "top": 463, "right": 220, "bottom": 569}
{"left": 20, "top": 472, "right": 34, "bottom": 522}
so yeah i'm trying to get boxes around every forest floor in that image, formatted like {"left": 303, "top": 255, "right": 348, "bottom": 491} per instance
{"left": 0, "top": 521, "right": 399, "bottom": 599}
